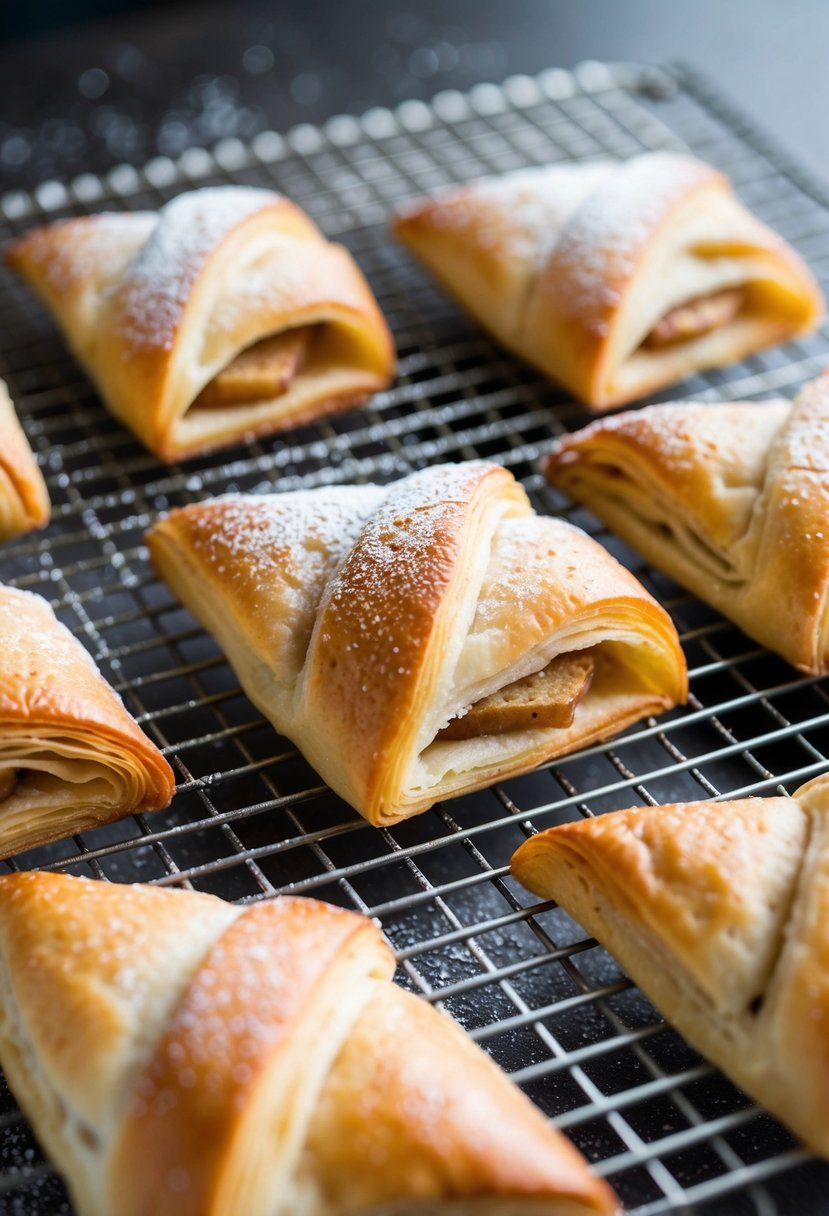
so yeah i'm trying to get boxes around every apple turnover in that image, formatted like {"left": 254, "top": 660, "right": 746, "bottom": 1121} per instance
{"left": 0, "top": 586, "right": 173, "bottom": 855}
{"left": 6, "top": 186, "right": 394, "bottom": 462}
{"left": 0, "top": 871, "right": 619, "bottom": 1214}
{"left": 0, "top": 379, "right": 49, "bottom": 541}
{"left": 511, "top": 773, "right": 829, "bottom": 1160}
{"left": 393, "top": 152, "right": 823, "bottom": 409}
{"left": 543, "top": 370, "right": 829, "bottom": 672}
{"left": 147, "top": 461, "right": 687, "bottom": 825}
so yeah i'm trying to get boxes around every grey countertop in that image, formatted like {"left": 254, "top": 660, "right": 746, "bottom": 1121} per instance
{"left": 0, "top": 0, "right": 826, "bottom": 192}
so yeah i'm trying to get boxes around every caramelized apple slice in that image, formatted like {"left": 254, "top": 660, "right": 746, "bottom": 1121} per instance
{"left": 438, "top": 652, "right": 595, "bottom": 740}
{"left": 643, "top": 287, "right": 745, "bottom": 350}
{"left": 197, "top": 327, "right": 315, "bottom": 408}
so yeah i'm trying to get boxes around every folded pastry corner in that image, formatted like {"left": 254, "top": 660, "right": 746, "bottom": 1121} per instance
{"left": 393, "top": 152, "right": 823, "bottom": 409}
{"left": 543, "top": 370, "right": 829, "bottom": 673}
{"left": 511, "top": 772, "right": 829, "bottom": 1159}
{"left": 0, "top": 379, "right": 49, "bottom": 541}
{"left": 0, "top": 586, "right": 173, "bottom": 856}
{"left": 0, "top": 871, "right": 619, "bottom": 1214}
{"left": 146, "top": 461, "right": 686, "bottom": 826}
{"left": 6, "top": 186, "right": 395, "bottom": 462}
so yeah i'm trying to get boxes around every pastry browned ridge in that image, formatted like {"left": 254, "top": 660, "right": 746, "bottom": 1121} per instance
{"left": 146, "top": 460, "right": 687, "bottom": 826}
{"left": 543, "top": 370, "right": 829, "bottom": 673}
{"left": 511, "top": 773, "right": 829, "bottom": 1161}
{"left": 5, "top": 185, "right": 395, "bottom": 462}
{"left": 394, "top": 151, "right": 823, "bottom": 409}
{"left": 0, "top": 871, "right": 620, "bottom": 1215}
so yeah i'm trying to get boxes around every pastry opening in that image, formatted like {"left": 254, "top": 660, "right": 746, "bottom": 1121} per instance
{"left": 437, "top": 651, "right": 595, "bottom": 741}
{"left": 192, "top": 324, "right": 322, "bottom": 410}
{"left": 410, "top": 641, "right": 669, "bottom": 797}
{"left": 640, "top": 287, "right": 745, "bottom": 351}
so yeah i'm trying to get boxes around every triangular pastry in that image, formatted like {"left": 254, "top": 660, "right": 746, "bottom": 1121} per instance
{"left": 146, "top": 461, "right": 686, "bottom": 825}
{"left": 0, "top": 379, "right": 49, "bottom": 541}
{"left": 543, "top": 371, "right": 829, "bottom": 672}
{"left": 6, "top": 186, "right": 394, "bottom": 462}
{"left": 0, "top": 586, "right": 173, "bottom": 855}
{"left": 511, "top": 774, "right": 829, "bottom": 1158}
{"left": 0, "top": 871, "right": 619, "bottom": 1214}
{"left": 393, "top": 152, "right": 823, "bottom": 409}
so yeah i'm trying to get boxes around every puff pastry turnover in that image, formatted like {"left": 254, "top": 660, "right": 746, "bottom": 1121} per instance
{"left": 6, "top": 186, "right": 394, "bottom": 462}
{"left": 511, "top": 773, "right": 829, "bottom": 1160}
{"left": 146, "top": 461, "right": 686, "bottom": 826}
{"left": 393, "top": 152, "right": 823, "bottom": 409}
{"left": 0, "top": 871, "right": 619, "bottom": 1215}
{"left": 544, "top": 371, "right": 829, "bottom": 673}
{"left": 0, "top": 587, "right": 173, "bottom": 855}
{"left": 0, "top": 379, "right": 49, "bottom": 540}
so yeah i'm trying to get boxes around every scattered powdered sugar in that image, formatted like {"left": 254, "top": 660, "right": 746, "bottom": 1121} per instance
{"left": 403, "top": 161, "right": 613, "bottom": 268}
{"left": 323, "top": 463, "right": 495, "bottom": 668}
{"left": 117, "top": 186, "right": 278, "bottom": 350}
{"left": 545, "top": 152, "right": 715, "bottom": 324}
{"left": 185, "top": 485, "right": 386, "bottom": 587}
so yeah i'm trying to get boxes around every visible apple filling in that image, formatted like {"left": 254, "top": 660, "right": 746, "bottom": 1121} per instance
{"left": 642, "top": 287, "right": 745, "bottom": 350}
{"left": 0, "top": 769, "right": 16, "bottom": 801}
{"left": 438, "top": 652, "right": 595, "bottom": 741}
{"left": 196, "top": 326, "right": 318, "bottom": 408}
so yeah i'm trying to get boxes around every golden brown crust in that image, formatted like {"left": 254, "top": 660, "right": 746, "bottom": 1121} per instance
{"left": 6, "top": 187, "right": 394, "bottom": 462}
{"left": 0, "top": 872, "right": 618, "bottom": 1216}
{"left": 543, "top": 372, "right": 829, "bottom": 672}
{"left": 394, "top": 153, "right": 823, "bottom": 410}
{"left": 302, "top": 981, "right": 618, "bottom": 1214}
{"left": 0, "top": 586, "right": 173, "bottom": 855}
{"left": 0, "top": 380, "right": 49, "bottom": 539}
{"left": 510, "top": 775, "right": 829, "bottom": 1160}
{"left": 147, "top": 462, "right": 686, "bottom": 825}
{"left": 113, "top": 897, "right": 394, "bottom": 1216}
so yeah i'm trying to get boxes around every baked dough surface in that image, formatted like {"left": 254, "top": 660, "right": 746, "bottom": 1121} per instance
{"left": 0, "top": 872, "right": 619, "bottom": 1215}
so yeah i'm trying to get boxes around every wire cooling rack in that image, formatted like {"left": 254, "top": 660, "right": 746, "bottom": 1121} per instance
{"left": 0, "top": 59, "right": 828, "bottom": 1215}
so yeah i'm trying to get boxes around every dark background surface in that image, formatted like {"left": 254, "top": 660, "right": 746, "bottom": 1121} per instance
{"left": 0, "top": 0, "right": 826, "bottom": 194}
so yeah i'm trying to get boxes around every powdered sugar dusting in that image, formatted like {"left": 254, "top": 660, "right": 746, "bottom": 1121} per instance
{"left": 546, "top": 152, "right": 716, "bottom": 326}
{"left": 117, "top": 186, "right": 278, "bottom": 349}
{"left": 185, "top": 485, "right": 386, "bottom": 586}
{"left": 322, "top": 463, "right": 496, "bottom": 672}
{"left": 410, "top": 162, "right": 613, "bottom": 268}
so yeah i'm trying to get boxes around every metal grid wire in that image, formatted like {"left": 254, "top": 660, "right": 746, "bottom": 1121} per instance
{"left": 0, "top": 59, "right": 828, "bottom": 1214}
